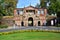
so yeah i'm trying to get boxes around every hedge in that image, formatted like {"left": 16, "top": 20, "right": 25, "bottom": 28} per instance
{"left": 0, "top": 25, "right": 8, "bottom": 28}
{"left": 0, "top": 29, "right": 60, "bottom": 36}
{"left": 58, "top": 24, "right": 60, "bottom": 27}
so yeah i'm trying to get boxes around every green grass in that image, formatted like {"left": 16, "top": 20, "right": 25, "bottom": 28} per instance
{"left": 0, "top": 32, "right": 60, "bottom": 40}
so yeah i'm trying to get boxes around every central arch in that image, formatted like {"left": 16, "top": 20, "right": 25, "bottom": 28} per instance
{"left": 28, "top": 17, "right": 33, "bottom": 26}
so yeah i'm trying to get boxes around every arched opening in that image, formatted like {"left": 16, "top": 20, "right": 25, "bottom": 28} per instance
{"left": 28, "top": 17, "right": 33, "bottom": 26}
{"left": 38, "top": 21, "right": 40, "bottom": 26}
{"left": 21, "top": 21, "right": 24, "bottom": 26}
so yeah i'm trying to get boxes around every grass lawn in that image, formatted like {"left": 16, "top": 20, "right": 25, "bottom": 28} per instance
{"left": 0, "top": 32, "right": 60, "bottom": 40}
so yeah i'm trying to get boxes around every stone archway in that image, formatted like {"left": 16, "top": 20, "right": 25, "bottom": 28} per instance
{"left": 28, "top": 17, "right": 33, "bottom": 26}
{"left": 38, "top": 21, "right": 40, "bottom": 26}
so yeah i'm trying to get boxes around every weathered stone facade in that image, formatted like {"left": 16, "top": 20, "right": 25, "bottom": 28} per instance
{"left": 14, "top": 6, "right": 47, "bottom": 27}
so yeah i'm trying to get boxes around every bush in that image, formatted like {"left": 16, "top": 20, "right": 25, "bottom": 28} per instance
{"left": 0, "top": 30, "right": 60, "bottom": 36}
{"left": 58, "top": 24, "right": 60, "bottom": 27}
{"left": 0, "top": 25, "right": 8, "bottom": 28}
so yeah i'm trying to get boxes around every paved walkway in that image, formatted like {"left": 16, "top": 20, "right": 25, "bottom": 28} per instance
{"left": 0, "top": 26, "right": 60, "bottom": 32}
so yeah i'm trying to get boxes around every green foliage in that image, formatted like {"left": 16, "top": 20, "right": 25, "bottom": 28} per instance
{"left": 0, "top": 25, "right": 8, "bottom": 28}
{"left": 40, "top": 0, "right": 46, "bottom": 8}
{"left": 0, "top": 29, "right": 60, "bottom": 40}
{"left": 48, "top": 0, "right": 60, "bottom": 15}
{"left": 0, "top": 31, "right": 60, "bottom": 40}
{"left": 0, "top": 0, "right": 18, "bottom": 16}
{"left": 0, "top": 0, "right": 18, "bottom": 24}
{"left": 35, "top": 3, "right": 40, "bottom": 8}
{"left": 0, "top": 29, "right": 60, "bottom": 36}
{"left": 0, "top": 32, "right": 60, "bottom": 40}
{"left": 35, "top": 0, "right": 48, "bottom": 8}
{"left": 40, "top": 0, "right": 49, "bottom": 8}
{"left": 57, "top": 24, "right": 60, "bottom": 27}
{"left": 36, "top": 0, "right": 60, "bottom": 15}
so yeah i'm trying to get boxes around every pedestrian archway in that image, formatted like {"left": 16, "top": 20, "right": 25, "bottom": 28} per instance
{"left": 38, "top": 21, "right": 40, "bottom": 26}
{"left": 28, "top": 17, "right": 33, "bottom": 26}
{"left": 21, "top": 21, "right": 24, "bottom": 26}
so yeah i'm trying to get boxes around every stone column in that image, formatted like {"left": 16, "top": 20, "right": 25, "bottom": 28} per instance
{"left": 25, "top": 21, "right": 28, "bottom": 27}
{"left": 36, "top": 21, "right": 38, "bottom": 27}
{"left": 24, "top": 20, "right": 28, "bottom": 27}
{"left": 24, "top": 21, "right": 25, "bottom": 27}
{"left": 20, "top": 22, "right": 21, "bottom": 27}
{"left": 34, "top": 20, "right": 36, "bottom": 27}
{"left": 40, "top": 20, "right": 43, "bottom": 26}
{"left": 33, "top": 20, "right": 35, "bottom": 26}
{"left": 44, "top": 9, "right": 47, "bottom": 16}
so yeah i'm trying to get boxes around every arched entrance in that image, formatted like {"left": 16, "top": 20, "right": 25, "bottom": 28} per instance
{"left": 21, "top": 21, "right": 24, "bottom": 26}
{"left": 28, "top": 17, "right": 33, "bottom": 26}
{"left": 38, "top": 21, "right": 40, "bottom": 26}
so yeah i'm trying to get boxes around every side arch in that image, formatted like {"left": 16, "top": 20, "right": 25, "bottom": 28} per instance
{"left": 21, "top": 21, "right": 24, "bottom": 26}
{"left": 38, "top": 21, "right": 40, "bottom": 26}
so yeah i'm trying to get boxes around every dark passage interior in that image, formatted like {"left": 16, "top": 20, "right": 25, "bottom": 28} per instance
{"left": 38, "top": 21, "right": 40, "bottom": 26}
{"left": 28, "top": 17, "right": 33, "bottom": 26}
{"left": 21, "top": 21, "right": 24, "bottom": 26}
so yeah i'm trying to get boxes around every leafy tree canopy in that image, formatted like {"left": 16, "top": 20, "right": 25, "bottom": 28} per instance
{"left": 48, "top": 0, "right": 60, "bottom": 15}
{"left": 0, "top": 0, "right": 18, "bottom": 16}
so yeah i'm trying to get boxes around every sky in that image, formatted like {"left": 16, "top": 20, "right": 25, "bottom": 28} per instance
{"left": 17, "top": 0, "right": 40, "bottom": 8}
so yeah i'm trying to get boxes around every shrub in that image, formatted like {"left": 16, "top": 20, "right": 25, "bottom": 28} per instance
{"left": 0, "top": 30, "right": 60, "bottom": 36}
{"left": 0, "top": 25, "right": 8, "bottom": 28}
{"left": 58, "top": 24, "right": 60, "bottom": 27}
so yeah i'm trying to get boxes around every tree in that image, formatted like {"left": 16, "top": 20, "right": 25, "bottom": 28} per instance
{"left": 40, "top": 0, "right": 46, "bottom": 8}
{"left": 4, "top": 0, "right": 18, "bottom": 16}
{"left": 0, "top": 0, "right": 4, "bottom": 24}
{"left": 48, "top": 0, "right": 60, "bottom": 26}
{"left": 48, "top": 0, "right": 60, "bottom": 15}
{"left": 35, "top": 0, "right": 48, "bottom": 8}
{"left": 35, "top": 3, "right": 40, "bottom": 8}
{"left": 0, "top": 0, "right": 18, "bottom": 16}
{"left": 0, "top": 0, "right": 18, "bottom": 24}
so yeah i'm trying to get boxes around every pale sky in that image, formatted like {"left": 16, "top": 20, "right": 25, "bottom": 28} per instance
{"left": 17, "top": 0, "right": 40, "bottom": 8}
